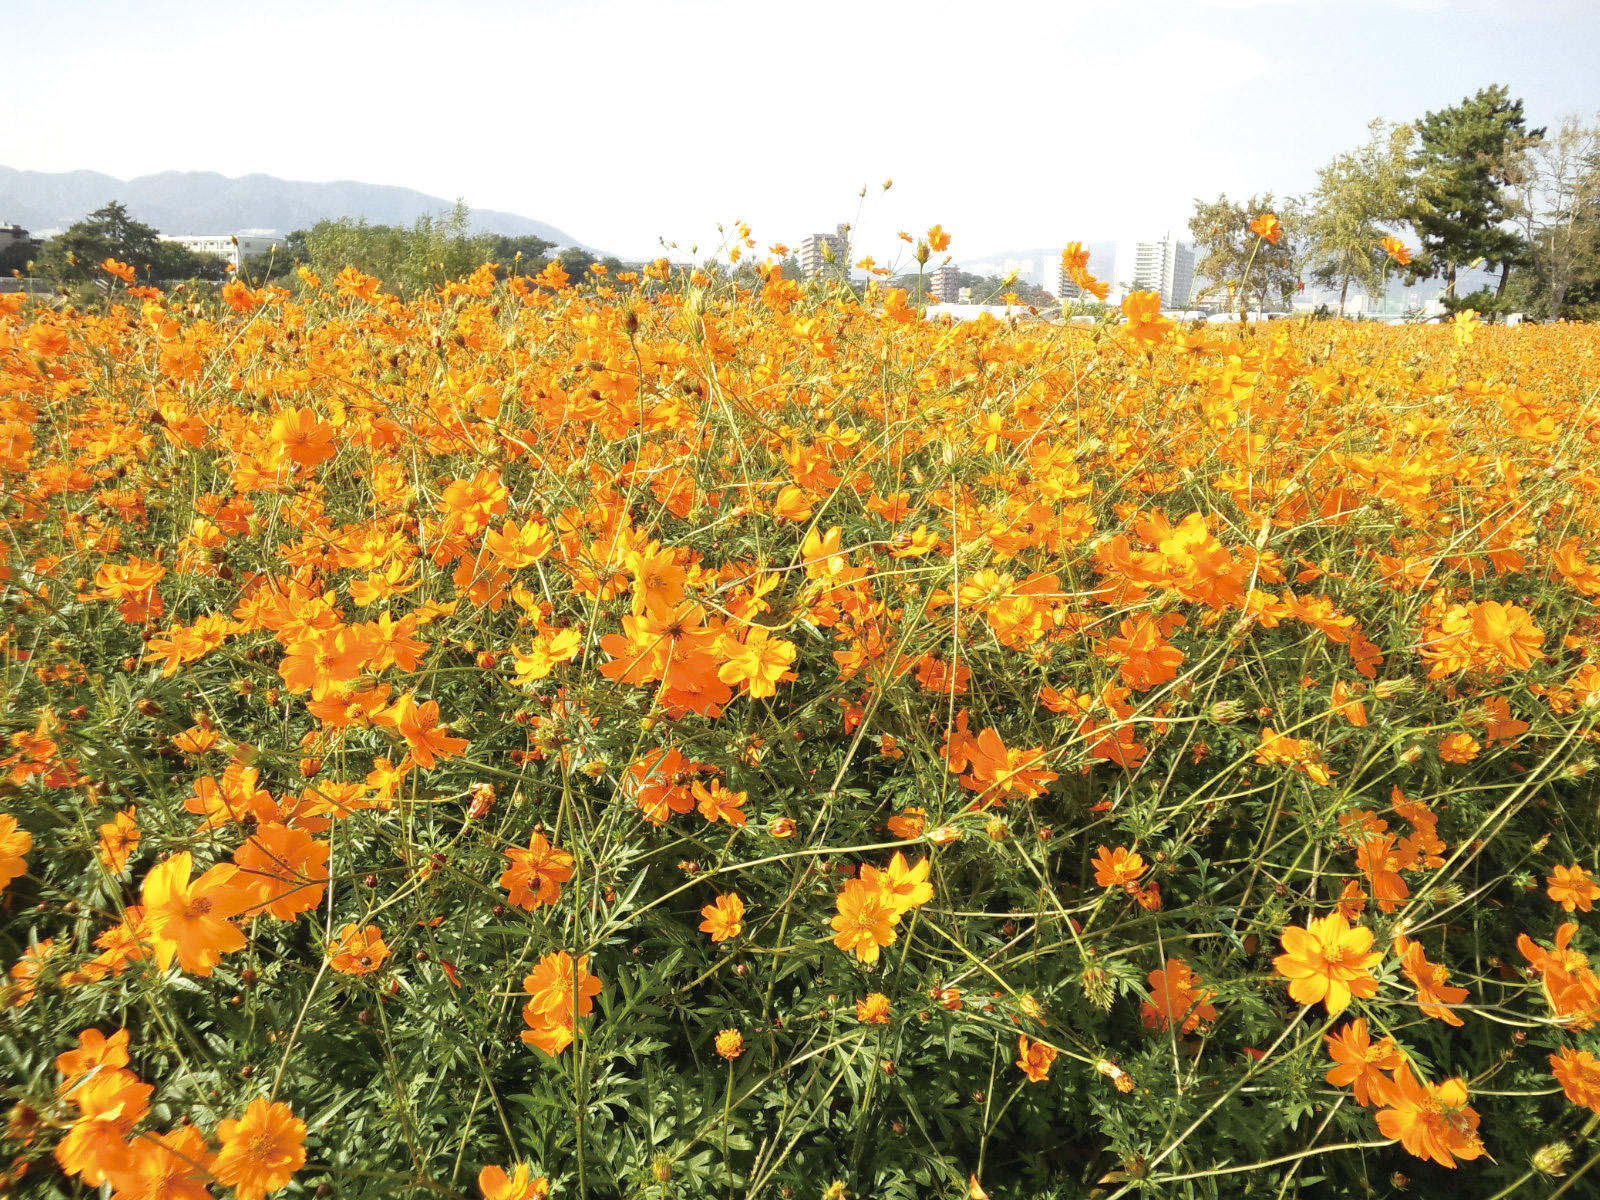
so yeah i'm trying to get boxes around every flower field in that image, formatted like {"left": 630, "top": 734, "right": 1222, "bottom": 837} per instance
{"left": 3, "top": 251, "right": 1600, "bottom": 1200}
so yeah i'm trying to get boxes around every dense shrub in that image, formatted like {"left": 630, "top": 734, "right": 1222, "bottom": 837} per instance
{"left": 2, "top": 250, "right": 1600, "bottom": 1199}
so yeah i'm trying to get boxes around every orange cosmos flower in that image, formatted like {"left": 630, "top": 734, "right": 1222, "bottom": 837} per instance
{"left": 479, "top": 1163, "right": 551, "bottom": 1200}
{"left": 859, "top": 852, "right": 933, "bottom": 916}
{"left": 1105, "top": 613, "right": 1184, "bottom": 691}
{"left": 1015, "top": 1035, "right": 1056, "bottom": 1083}
{"left": 329, "top": 924, "right": 391, "bottom": 975}
{"left": 856, "top": 992, "right": 892, "bottom": 1023}
{"left": 108, "top": 1124, "right": 214, "bottom": 1200}
{"left": 1548, "top": 864, "right": 1600, "bottom": 914}
{"left": 1092, "top": 845, "right": 1145, "bottom": 890}
{"left": 268, "top": 406, "right": 336, "bottom": 469}
{"left": 1394, "top": 935, "right": 1468, "bottom": 1026}
{"left": 1249, "top": 213, "right": 1282, "bottom": 244}
{"left": 232, "top": 823, "right": 330, "bottom": 920}
{"left": 628, "top": 747, "right": 703, "bottom": 825}
{"left": 887, "top": 807, "right": 927, "bottom": 840}
{"left": 96, "top": 806, "right": 139, "bottom": 875}
{"left": 1324, "top": 1018, "right": 1404, "bottom": 1107}
{"left": 1335, "top": 879, "right": 1369, "bottom": 921}
{"left": 715, "top": 1028, "right": 744, "bottom": 1060}
{"left": 1141, "top": 959, "right": 1218, "bottom": 1035}
{"left": 717, "top": 626, "right": 798, "bottom": 700}
{"left": 54, "top": 1069, "right": 152, "bottom": 1185}
{"left": 212, "top": 1098, "right": 307, "bottom": 1200}
{"left": 1353, "top": 833, "right": 1409, "bottom": 914}
{"left": 1437, "top": 732, "right": 1480, "bottom": 763}
{"left": 1518, "top": 922, "right": 1600, "bottom": 1029}
{"left": 1380, "top": 235, "right": 1412, "bottom": 265}
{"left": 1273, "top": 912, "right": 1382, "bottom": 1014}
{"left": 1451, "top": 308, "right": 1481, "bottom": 347}
{"left": 1373, "top": 1064, "right": 1484, "bottom": 1168}
{"left": 510, "top": 627, "right": 582, "bottom": 683}
{"left": 1551, "top": 1047, "right": 1600, "bottom": 1113}
{"left": 140, "top": 852, "right": 251, "bottom": 976}
{"left": 831, "top": 878, "right": 900, "bottom": 964}
{"left": 520, "top": 951, "right": 602, "bottom": 1058}
{"left": 699, "top": 892, "right": 745, "bottom": 942}
{"left": 692, "top": 779, "right": 748, "bottom": 826}
{"left": 101, "top": 258, "right": 137, "bottom": 283}
{"left": 499, "top": 831, "right": 574, "bottom": 910}
{"left": 0, "top": 813, "right": 31, "bottom": 893}
{"left": 1330, "top": 680, "right": 1368, "bottom": 726}
{"left": 392, "top": 695, "right": 469, "bottom": 769}
{"left": 1121, "top": 291, "right": 1173, "bottom": 346}
{"left": 56, "top": 1027, "right": 132, "bottom": 1082}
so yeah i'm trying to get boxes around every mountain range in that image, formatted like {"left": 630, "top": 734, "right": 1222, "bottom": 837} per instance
{"left": 0, "top": 167, "right": 593, "bottom": 250}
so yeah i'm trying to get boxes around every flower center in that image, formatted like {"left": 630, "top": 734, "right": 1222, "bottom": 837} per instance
{"left": 182, "top": 897, "right": 213, "bottom": 919}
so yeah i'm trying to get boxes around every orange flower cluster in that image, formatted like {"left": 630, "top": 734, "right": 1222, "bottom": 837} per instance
{"left": 831, "top": 852, "right": 932, "bottom": 964}
{"left": 51, "top": 1025, "right": 304, "bottom": 1197}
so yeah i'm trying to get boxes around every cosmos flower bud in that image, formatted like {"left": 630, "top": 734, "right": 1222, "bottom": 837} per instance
{"left": 1210, "top": 700, "right": 1246, "bottom": 725}
{"left": 1532, "top": 1143, "right": 1571, "bottom": 1177}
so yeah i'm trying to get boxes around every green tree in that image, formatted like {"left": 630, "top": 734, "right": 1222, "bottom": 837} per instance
{"left": 0, "top": 235, "right": 39, "bottom": 277}
{"left": 300, "top": 201, "right": 513, "bottom": 295}
{"left": 36, "top": 201, "right": 163, "bottom": 287}
{"left": 557, "top": 246, "right": 593, "bottom": 280}
{"left": 482, "top": 233, "right": 556, "bottom": 276}
{"left": 1405, "top": 85, "right": 1543, "bottom": 305}
{"left": 1305, "top": 120, "right": 1413, "bottom": 316}
{"left": 1189, "top": 193, "right": 1305, "bottom": 315}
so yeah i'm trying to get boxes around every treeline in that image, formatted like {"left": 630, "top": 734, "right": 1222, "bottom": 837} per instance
{"left": 2, "top": 203, "right": 228, "bottom": 294}
{"left": 1195, "top": 86, "right": 1600, "bottom": 319}
{"left": 3, "top": 199, "right": 629, "bottom": 303}
{"left": 261, "top": 203, "right": 628, "bottom": 295}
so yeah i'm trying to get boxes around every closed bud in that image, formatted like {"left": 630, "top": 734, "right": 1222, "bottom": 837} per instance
{"left": 1533, "top": 1143, "right": 1571, "bottom": 1177}
{"left": 1209, "top": 700, "right": 1246, "bottom": 725}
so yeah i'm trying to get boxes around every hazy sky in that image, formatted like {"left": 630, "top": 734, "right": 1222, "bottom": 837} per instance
{"left": 5, "top": 0, "right": 1597, "bottom": 263}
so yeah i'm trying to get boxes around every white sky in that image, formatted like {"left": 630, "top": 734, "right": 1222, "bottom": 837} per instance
{"left": 4, "top": 0, "right": 1596, "bottom": 263}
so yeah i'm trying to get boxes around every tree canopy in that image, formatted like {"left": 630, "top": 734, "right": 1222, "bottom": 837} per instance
{"left": 1406, "top": 85, "right": 1543, "bottom": 304}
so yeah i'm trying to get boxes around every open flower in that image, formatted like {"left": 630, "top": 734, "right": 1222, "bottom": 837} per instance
{"left": 699, "top": 892, "right": 745, "bottom": 943}
{"left": 212, "top": 1099, "right": 307, "bottom": 1200}
{"left": 1273, "top": 912, "right": 1382, "bottom": 1014}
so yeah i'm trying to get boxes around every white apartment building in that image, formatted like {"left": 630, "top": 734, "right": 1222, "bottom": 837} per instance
{"left": 798, "top": 224, "right": 850, "bottom": 279}
{"left": 1107, "top": 234, "right": 1194, "bottom": 308}
{"left": 159, "top": 230, "right": 281, "bottom": 268}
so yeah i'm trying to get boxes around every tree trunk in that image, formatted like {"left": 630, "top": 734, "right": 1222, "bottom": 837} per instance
{"left": 1444, "top": 262, "right": 1457, "bottom": 302}
{"left": 1338, "top": 278, "right": 1349, "bottom": 318}
{"left": 1496, "top": 259, "right": 1510, "bottom": 299}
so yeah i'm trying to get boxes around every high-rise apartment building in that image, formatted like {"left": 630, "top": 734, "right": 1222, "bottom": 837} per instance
{"left": 1107, "top": 234, "right": 1194, "bottom": 307}
{"left": 798, "top": 224, "right": 851, "bottom": 279}
{"left": 930, "top": 263, "right": 960, "bottom": 301}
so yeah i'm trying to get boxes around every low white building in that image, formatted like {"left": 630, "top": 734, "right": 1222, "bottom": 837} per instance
{"left": 160, "top": 230, "right": 280, "bottom": 268}
{"left": 924, "top": 302, "right": 1036, "bottom": 323}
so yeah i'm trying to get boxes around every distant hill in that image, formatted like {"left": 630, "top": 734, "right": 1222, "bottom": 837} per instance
{"left": 0, "top": 167, "right": 595, "bottom": 250}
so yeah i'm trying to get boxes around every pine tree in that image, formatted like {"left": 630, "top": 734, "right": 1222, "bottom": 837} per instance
{"left": 1406, "top": 85, "right": 1543, "bottom": 305}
